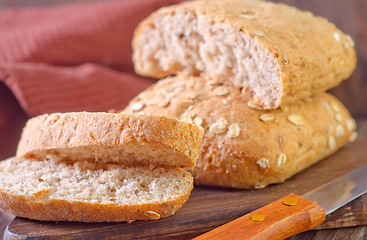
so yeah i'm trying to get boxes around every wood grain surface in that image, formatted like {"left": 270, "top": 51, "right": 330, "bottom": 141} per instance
{"left": 3, "top": 138, "right": 367, "bottom": 240}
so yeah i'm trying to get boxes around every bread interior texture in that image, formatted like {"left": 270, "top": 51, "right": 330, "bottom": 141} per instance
{"left": 135, "top": 11, "right": 281, "bottom": 108}
{"left": 0, "top": 158, "right": 192, "bottom": 205}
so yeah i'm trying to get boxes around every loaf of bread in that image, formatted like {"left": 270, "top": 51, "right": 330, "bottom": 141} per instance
{"left": 0, "top": 112, "right": 204, "bottom": 222}
{"left": 133, "top": 0, "right": 356, "bottom": 109}
{"left": 17, "top": 112, "right": 203, "bottom": 168}
{"left": 123, "top": 74, "right": 357, "bottom": 189}
{"left": 0, "top": 158, "right": 192, "bottom": 222}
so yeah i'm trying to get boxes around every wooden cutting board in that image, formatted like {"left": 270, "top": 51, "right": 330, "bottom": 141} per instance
{"left": 4, "top": 138, "right": 367, "bottom": 240}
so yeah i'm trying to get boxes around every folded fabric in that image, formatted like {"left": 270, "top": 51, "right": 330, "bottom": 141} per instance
{"left": 0, "top": 0, "right": 183, "bottom": 159}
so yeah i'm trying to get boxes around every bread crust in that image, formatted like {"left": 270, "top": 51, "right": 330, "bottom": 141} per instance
{"left": 133, "top": 0, "right": 356, "bottom": 109}
{"left": 0, "top": 158, "right": 193, "bottom": 222}
{"left": 123, "top": 75, "right": 357, "bottom": 189}
{"left": 16, "top": 112, "right": 203, "bottom": 168}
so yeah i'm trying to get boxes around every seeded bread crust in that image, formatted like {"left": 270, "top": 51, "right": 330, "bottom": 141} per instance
{"left": 16, "top": 112, "right": 203, "bottom": 168}
{"left": 133, "top": 0, "right": 356, "bottom": 109}
{"left": 0, "top": 158, "right": 193, "bottom": 222}
{"left": 122, "top": 75, "right": 357, "bottom": 189}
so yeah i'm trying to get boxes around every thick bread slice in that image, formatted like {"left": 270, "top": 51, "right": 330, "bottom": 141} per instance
{"left": 16, "top": 112, "right": 203, "bottom": 168}
{"left": 122, "top": 75, "right": 357, "bottom": 189}
{"left": 133, "top": 0, "right": 356, "bottom": 109}
{"left": 0, "top": 157, "right": 192, "bottom": 222}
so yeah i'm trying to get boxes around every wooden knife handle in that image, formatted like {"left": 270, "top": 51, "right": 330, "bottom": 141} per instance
{"left": 193, "top": 193, "right": 325, "bottom": 240}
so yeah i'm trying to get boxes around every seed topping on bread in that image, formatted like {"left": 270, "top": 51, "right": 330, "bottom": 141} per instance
{"left": 256, "top": 158, "right": 269, "bottom": 169}
{"left": 227, "top": 123, "right": 241, "bottom": 138}
{"left": 259, "top": 113, "right": 275, "bottom": 122}
{"left": 328, "top": 136, "right": 336, "bottom": 150}
{"left": 287, "top": 114, "right": 304, "bottom": 126}
{"left": 276, "top": 153, "right": 287, "bottom": 168}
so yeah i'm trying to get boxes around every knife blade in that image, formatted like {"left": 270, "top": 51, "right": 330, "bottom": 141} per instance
{"left": 193, "top": 165, "right": 367, "bottom": 240}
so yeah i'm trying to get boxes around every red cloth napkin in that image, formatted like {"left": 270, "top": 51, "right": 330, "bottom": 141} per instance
{"left": 0, "top": 0, "right": 183, "bottom": 159}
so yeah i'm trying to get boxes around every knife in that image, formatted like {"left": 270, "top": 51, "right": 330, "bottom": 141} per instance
{"left": 193, "top": 165, "right": 367, "bottom": 240}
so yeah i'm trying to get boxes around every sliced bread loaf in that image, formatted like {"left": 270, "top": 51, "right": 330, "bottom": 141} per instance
{"left": 133, "top": 0, "right": 356, "bottom": 109}
{"left": 16, "top": 112, "right": 203, "bottom": 168}
{"left": 0, "top": 157, "right": 192, "bottom": 222}
{"left": 0, "top": 113, "right": 203, "bottom": 222}
{"left": 123, "top": 74, "right": 357, "bottom": 189}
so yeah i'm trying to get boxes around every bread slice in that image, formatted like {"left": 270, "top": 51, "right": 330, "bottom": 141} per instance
{"left": 17, "top": 112, "right": 203, "bottom": 168}
{"left": 0, "top": 157, "right": 192, "bottom": 222}
{"left": 123, "top": 74, "right": 357, "bottom": 189}
{"left": 133, "top": 0, "right": 356, "bottom": 109}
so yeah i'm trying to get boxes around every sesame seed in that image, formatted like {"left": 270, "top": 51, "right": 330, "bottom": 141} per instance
{"left": 132, "top": 102, "right": 145, "bottom": 111}
{"left": 349, "top": 131, "right": 358, "bottom": 142}
{"left": 259, "top": 113, "right": 275, "bottom": 122}
{"left": 227, "top": 123, "right": 241, "bottom": 138}
{"left": 336, "top": 125, "right": 345, "bottom": 137}
{"left": 287, "top": 114, "right": 304, "bottom": 126}
{"left": 328, "top": 136, "right": 336, "bottom": 150}
{"left": 333, "top": 32, "right": 341, "bottom": 42}
{"left": 256, "top": 158, "right": 269, "bottom": 169}
{"left": 213, "top": 86, "right": 229, "bottom": 96}
{"left": 193, "top": 117, "right": 203, "bottom": 126}
{"left": 276, "top": 153, "right": 287, "bottom": 168}
{"left": 346, "top": 119, "right": 356, "bottom": 131}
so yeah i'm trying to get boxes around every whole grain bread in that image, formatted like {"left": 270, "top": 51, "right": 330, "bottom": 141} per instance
{"left": 133, "top": 0, "right": 356, "bottom": 109}
{"left": 0, "top": 157, "right": 192, "bottom": 222}
{"left": 0, "top": 112, "right": 203, "bottom": 222}
{"left": 17, "top": 112, "right": 203, "bottom": 168}
{"left": 123, "top": 74, "right": 357, "bottom": 189}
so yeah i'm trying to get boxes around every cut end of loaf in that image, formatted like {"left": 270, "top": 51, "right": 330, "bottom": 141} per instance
{"left": 0, "top": 158, "right": 193, "bottom": 222}
{"left": 16, "top": 112, "right": 204, "bottom": 168}
{"left": 134, "top": 10, "right": 282, "bottom": 109}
